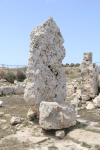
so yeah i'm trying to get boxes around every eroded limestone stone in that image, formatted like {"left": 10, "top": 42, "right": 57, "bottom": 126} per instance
{"left": 24, "top": 17, "right": 66, "bottom": 108}
{"left": 81, "top": 52, "right": 99, "bottom": 101}
{"left": 39, "top": 101, "right": 76, "bottom": 130}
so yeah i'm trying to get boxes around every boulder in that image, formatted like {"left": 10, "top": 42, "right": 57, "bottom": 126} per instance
{"left": 39, "top": 101, "right": 76, "bottom": 130}
{"left": 14, "top": 83, "right": 24, "bottom": 94}
{"left": 86, "top": 102, "right": 95, "bottom": 110}
{"left": 93, "top": 95, "right": 100, "bottom": 108}
{"left": 24, "top": 17, "right": 66, "bottom": 115}
{"left": 55, "top": 130, "right": 65, "bottom": 139}
{"left": 2, "top": 86, "right": 14, "bottom": 95}
{"left": 10, "top": 116, "right": 24, "bottom": 125}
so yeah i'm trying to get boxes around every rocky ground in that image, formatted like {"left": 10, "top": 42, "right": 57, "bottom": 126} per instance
{"left": 0, "top": 67, "right": 100, "bottom": 150}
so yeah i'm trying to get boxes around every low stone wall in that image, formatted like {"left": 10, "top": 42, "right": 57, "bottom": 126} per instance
{"left": 0, "top": 80, "right": 27, "bottom": 96}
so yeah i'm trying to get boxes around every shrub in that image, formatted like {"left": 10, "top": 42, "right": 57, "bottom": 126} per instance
{"left": 16, "top": 69, "right": 26, "bottom": 82}
{"left": 74, "top": 63, "right": 80, "bottom": 67}
{"left": 5, "top": 72, "right": 16, "bottom": 83}
{"left": 69, "top": 63, "right": 74, "bottom": 67}
{"left": 66, "top": 63, "right": 69, "bottom": 67}
{"left": 0, "top": 71, "right": 6, "bottom": 79}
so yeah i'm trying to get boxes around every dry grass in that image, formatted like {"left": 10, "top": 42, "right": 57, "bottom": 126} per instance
{"left": 62, "top": 67, "right": 81, "bottom": 82}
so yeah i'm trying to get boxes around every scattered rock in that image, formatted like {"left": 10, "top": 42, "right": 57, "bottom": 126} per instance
{"left": 55, "top": 130, "right": 65, "bottom": 139}
{"left": 86, "top": 102, "right": 95, "bottom": 109}
{"left": 10, "top": 116, "right": 24, "bottom": 125}
{"left": 1, "top": 125, "right": 9, "bottom": 130}
{"left": 0, "top": 79, "right": 6, "bottom": 82}
{"left": 0, "top": 101, "right": 3, "bottom": 107}
{"left": 0, "top": 119, "right": 7, "bottom": 123}
{"left": 39, "top": 101, "right": 76, "bottom": 130}
{"left": 5, "top": 114, "right": 11, "bottom": 117}
{"left": 27, "top": 108, "right": 36, "bottom": 118}
{"left": 93, "top": 95, "right": 100, "bottom": 108}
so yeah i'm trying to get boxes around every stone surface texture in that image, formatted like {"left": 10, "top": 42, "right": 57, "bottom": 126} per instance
{"left": 24, "top": 17, "right": 66, "bottom": 108}
{"left": 39, "top": 101, "right": 76, "bottom": 130}
{"left": 81, "top": 52, "right": 99, "bottom": 101}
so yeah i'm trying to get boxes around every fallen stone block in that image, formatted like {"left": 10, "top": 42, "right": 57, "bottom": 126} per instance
{"left": 39, "top": 101, "right": 76, "bottom": 130}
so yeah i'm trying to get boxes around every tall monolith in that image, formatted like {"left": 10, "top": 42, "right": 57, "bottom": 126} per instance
{"left": 24, "top": 17, "right": 66, "bottom": 116}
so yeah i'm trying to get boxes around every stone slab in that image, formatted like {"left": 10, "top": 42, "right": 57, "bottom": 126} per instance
{"left": 28, "top": 137, "right": 48, "bottom": 144}
{"left": 68, "top": 129, "right": 100, "bottom": 146}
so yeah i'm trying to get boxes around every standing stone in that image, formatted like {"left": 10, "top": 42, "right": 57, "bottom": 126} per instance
{"left": 81, "top": 52, "right": 99, "bottom": 101}
{"left": 24, "top": 17, "right": 66, "bottom": 113}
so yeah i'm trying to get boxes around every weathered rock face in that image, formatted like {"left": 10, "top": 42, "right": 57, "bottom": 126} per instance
{"left": 81, "top": 52, "right": 99, "bottom": 101}
{"left": 24, "top": 17, "right": 66, "bottom": 107}
{"left": 39, "top": 101, "right": 76, "bottom": 130}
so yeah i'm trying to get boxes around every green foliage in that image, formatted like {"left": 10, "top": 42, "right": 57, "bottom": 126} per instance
{"left": 29, "top": 116, "right": 34, "bottom": 121}
{"left": 0, "top": 71, "right": 6, "bottom": 79}
{"left": 82, "top": 142, "right": 92, "bottom": 148}
{"left": 5, "top": 72, "right": 16, "bottom": 83}
{"left": 74, "top": 63, "right": 80, "bottom": 67}
{"left": 48, "top": 145, "right": 58, "bottom": 149}
{"left": 69, "top": 63, "right": 74, "bottom": 67}
{"left": 66, "top": 63, "right": 69, "bottom": 67}
{"left": 16, "top": 69, "right": 26, "bottom": 82}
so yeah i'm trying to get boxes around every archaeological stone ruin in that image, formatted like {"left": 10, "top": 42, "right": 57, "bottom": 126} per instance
{"left": 81, "top": 52, "right": 99, "bottom": 101}
{"left": 24, "top": 16, "right": 76, "bottom": 129}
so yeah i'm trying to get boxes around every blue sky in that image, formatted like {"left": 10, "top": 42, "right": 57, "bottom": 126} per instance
{"left": 0, "top": 0, "right": 100, "bottom": 67}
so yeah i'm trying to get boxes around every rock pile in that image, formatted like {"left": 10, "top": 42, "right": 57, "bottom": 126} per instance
{"left": 24, "top": 16, "right": 76, "bottom": 129}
